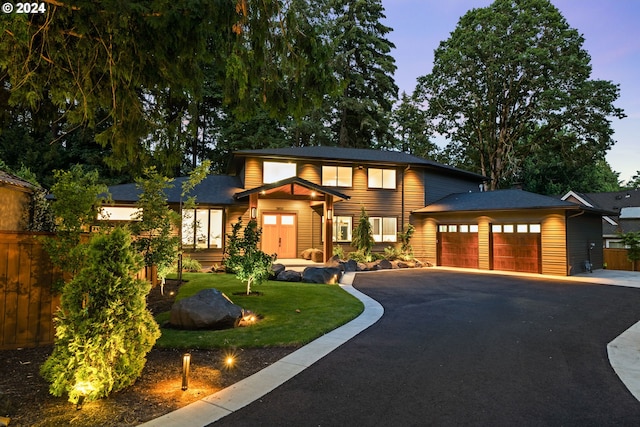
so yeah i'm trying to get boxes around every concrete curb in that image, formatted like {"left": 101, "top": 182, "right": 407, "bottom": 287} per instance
{"left": 138, "top": 272, "right": 382, "bottom": 427}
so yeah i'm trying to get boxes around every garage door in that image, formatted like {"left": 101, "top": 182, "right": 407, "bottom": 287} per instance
{"left": 491, "top": 224, "right": 541, "bottom": 273}
{"left": 437, "top": 224, "right": 479, "bottom": 268}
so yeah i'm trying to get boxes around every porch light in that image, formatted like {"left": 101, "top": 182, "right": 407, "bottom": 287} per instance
{"left": 182, "top": 353, "right": 191, "bottom": 391}
{"left": 250, "top": 207, "right": 257, "bottom": 219}
{"left": 327, "top": 209, "right": 333, "bottom": 220}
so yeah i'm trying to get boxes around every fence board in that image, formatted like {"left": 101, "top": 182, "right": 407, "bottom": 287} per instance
{"left": 604, "top": 248, "right": 640, "bottom": 272}
{"left": 0, "top": 232, "right": 62, "bottom": 350}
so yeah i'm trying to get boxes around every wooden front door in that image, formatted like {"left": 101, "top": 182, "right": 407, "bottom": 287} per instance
{"left": 262, "top": 213, "right": 297, "bottom": 258}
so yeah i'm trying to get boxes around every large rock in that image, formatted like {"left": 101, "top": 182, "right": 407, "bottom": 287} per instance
{"left": 169, "top": 289, "right": 243, "bottom": 330}
{"left": 277, "top": 270, "right": 302, "bottom": 282}
{"left": 302, "top": 267, "right": 342, "bottom": 284}
{"left": 271, "top": 263, "right": 286, "bottom": 278}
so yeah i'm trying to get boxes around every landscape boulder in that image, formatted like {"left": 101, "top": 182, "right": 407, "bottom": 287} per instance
{"left": 169, "top": 288, "right": 243, "bottom": 330}
{"left": 277, "top": 270, "right": 302, "bottom": 282}
{"left": 302, "top": 267, "right": 343, "bottom": 284}
{"left": 271, "top": 263, "right": 286, "bottom": 278}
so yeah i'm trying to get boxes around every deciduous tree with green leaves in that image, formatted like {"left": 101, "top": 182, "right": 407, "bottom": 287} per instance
{"left": 415, "top": 0, "right": 624, "bottom": 190}
{"left": 619, "top": 231, "right": 640, "bottom": 272}
{"left": 225, "top": 217, "right": 274, "bottom": 295}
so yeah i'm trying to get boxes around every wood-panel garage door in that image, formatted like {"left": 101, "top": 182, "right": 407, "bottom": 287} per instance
{"left": 437, "top": 225, "right": 479, "bottom": 268}
{"left": 491, "top": 224, "right": 541, "bottom": 273}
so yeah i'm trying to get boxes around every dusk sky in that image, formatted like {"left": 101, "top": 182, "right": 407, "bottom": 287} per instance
{"left": 381, "top": 0, "right": 639, "bottom": 184}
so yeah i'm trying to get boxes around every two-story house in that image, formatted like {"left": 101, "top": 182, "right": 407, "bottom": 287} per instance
{"left": 106, "top": 146, "right": 607, "bottom": 276}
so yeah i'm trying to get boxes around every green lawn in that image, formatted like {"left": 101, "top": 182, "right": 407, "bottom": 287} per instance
{"left": 155, "top": 273, "right": 364, "bottom": 349}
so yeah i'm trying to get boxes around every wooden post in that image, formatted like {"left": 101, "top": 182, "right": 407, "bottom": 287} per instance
{"left": 323, "top": 195, "right": 334, "bottom": 263}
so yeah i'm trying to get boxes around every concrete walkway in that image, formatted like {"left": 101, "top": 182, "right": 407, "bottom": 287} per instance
{"left": 140, "top": 268, "right": 640, "bottom": 426}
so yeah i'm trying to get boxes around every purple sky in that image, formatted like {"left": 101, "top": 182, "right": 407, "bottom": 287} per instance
{"left": 382, "top": 0, "right": 640, "bottom": 184}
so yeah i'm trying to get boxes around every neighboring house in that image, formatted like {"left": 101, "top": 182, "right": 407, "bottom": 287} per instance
{"left": 0, "top": 170, "right": 35, "bottom": 231}
{"left": 561, "top": 189, "right": 640, "bottom": 248}
{"left": 106, "top": 146, "right": 605, "bottom": 276}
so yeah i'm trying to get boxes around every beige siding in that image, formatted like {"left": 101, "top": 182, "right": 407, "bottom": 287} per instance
{"left": 244, "top": 158, "right": 263, "bottom": 188}
{"left": 477, "top": 216, "right": 491, "bottom": 270}
{"left": 541, "top": 212, "right": 567, "bottom": 275}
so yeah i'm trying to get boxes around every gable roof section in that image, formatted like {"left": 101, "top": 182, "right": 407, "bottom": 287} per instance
{"left": 233, "top": 146, "right": 486, "bottom": 181}
{"left": 108, "top": 175, "right": 243, "bottom": 205}
{"left": 0, "top": 170, "right": 36, "bottom": 193}
{"left": 234, "top": 176, "right": 350, "bottom": 201}
{"left": 413, "top": 189, "right": 613, "bottom": 214}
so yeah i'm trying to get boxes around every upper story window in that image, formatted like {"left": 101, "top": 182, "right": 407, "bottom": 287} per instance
{"left": 322, "top": 165, "right": 352, "bottom": 187}
{"left": 368, "top": 168, "right": 396, "bottom": 189}
{"left": 263, "top": 161, "right": 296, "bottom": 183}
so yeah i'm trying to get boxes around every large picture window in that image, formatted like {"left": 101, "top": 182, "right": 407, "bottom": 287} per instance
{"left": 182, "top": 208, "right": 223, "bottom": 249}
{"left": 98, "top": 206, "right": 141, "bottom": 221}
{"left": 368, "top": 168, "right": 396, "bottom": 189}
{"left": 263, "top": 161, "right": 296, "bottom": 183}
{"left": 322, "top": 166, "right": 352, "bottom": 187}
{"left": 370, "top": 217, "right": 397, "bottom": 242}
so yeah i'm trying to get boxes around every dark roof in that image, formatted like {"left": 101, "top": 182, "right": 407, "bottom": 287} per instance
{"left": 108, "top": 175, "right": 243, "bottom": 205}
{"left": 564, "top": 189, "right": 640, "bottom": 214}
{"left": 233, "top": 146, "right": 486, "bottom": 181}
{"left": 0, "top": 170, "right": 36, "bottom": 192}
{"left": 413, "top": 189, "right": 611, "bottom": 214}
{"left": 234, "top": 176, "right": 350, "bottom": 201}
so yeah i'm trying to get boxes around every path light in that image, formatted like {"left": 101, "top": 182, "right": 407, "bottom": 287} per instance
{"left": 74, "top": 381, "right": 95, "bottom": 410}
{"left": 182, "top": 353, "right": 191, "bottom": 391}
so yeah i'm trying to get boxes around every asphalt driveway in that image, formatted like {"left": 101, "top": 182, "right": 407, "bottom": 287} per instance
{"left": 211, "top": 269, "right": 640, "bottom": 426}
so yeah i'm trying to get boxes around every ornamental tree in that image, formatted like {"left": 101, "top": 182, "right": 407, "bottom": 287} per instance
{"left": 619, "top": 231, "right": 640, "bottom": 271}
{"left": 225, "top": 217, "right": 274, "bottom": 295}
{"left": 40, "top": 227, "right": 161, "bottom": 404}
{"left": 351, "top": 206, "right": 374, "bottom": 260}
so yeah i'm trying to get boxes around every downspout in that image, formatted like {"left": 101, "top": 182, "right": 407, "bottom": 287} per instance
{"left": 402, "top": 164, "right": 410, "bottom": 231}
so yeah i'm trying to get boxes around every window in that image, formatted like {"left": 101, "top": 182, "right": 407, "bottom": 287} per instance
{"left": 263, "top": 161, "right": 296, "bottom": 183}
{"left": 370, "top": 217, "right": 397, "bottom": 242}
{"left": 322, "top": 166, "right": 352, "bottom": 187}
{"left": 493, "top": 224, "right": 541, "bottom": 234}
{"left": 438, "top": 225, "right": 448, "bottom": 232}
{"left": 333, "top": 216, "right": 352, "bottom": 242}
{"left": 182, "top": 209, "right": 223, "bottom": 249}
{"left": 368, "top": 168, "right": 396, "bottom": 189}
{"left": 517, "top": 224, "right": 528, "bottom": 233}
{"left": 98, "top": 206, "right": 142, "bottom": 221}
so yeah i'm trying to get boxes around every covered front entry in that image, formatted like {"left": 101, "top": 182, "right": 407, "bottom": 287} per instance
{"left": 262, "top": 213, "right": 297, "bottom": 258}
{"left": 491, "top": 224, "right": 541, "bottom": 273}
{"left": 234, "top": 177, "right": 350, "bottom": 263}
{"left": 437, "top": 224, "right": 479, "bottom": 268}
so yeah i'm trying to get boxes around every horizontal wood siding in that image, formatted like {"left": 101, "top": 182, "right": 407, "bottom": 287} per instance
{"left": 541, "top": 212, "right": 567, "bottom": 276}
{"left": 566, "top": 213, "right": 604, "bottom": 275}
{"left": 0, "top": 232, "right": 62, "bottom": 349}
{"left": 424, "top": 172, "right": 482, "bottom": 204}
{"left": 413, "top": 217, "right": 437, "bottom": 264}
{"left": 478, "top": 217, "right": 491, "bottom": 270}
{"left": 244, "top": 157, "right": 264, "bottom": 188}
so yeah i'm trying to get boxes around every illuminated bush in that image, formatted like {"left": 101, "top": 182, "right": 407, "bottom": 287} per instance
{"left": 40, "top": 227, "right": 161, "bottom": 404}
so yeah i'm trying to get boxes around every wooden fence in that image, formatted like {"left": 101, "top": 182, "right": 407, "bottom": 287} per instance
{"left": 603, "top": 248, "right": 640, "bottom": 272}
{"left": 0, "top": 232, "right": 62, "bottom": 350}
{"left": 0, "top": 232, "right": 158, "bottom": 350}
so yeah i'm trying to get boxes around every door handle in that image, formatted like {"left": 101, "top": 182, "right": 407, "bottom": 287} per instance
{"left": 279, "top": 237, "right": 281, "bottom": 247}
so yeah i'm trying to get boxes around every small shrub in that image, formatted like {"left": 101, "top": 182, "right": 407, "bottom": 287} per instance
{"left": 333, "top": 245, "right": 345, "bottom": 260}
{"left": 347, "top": 250, "right": 370, "bottom": 263}
{"left": 351, "top": 206, "right": 374, "bottom": 258}
{"left": 181, "top": 256, "right": 202, "bottom": 272}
